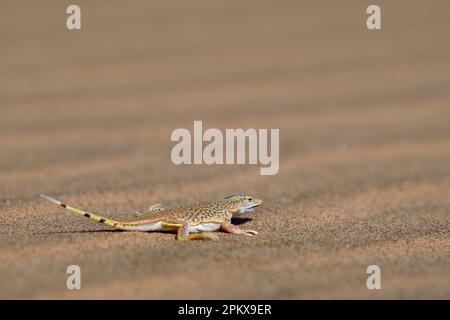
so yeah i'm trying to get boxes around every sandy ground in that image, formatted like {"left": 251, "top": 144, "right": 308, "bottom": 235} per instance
{"left": 0, "top": 1, "right": 449, "bottom": 299}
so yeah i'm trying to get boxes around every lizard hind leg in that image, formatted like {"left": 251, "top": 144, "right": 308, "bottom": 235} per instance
{"left": 187, "top": 233, "right": 219, "bottom": 241}
{"left": 176, "top": 223, "right": 218, "bottom": 241}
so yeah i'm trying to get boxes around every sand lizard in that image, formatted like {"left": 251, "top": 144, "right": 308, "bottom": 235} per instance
{"left": 40, "top": 194, "right": 262, "bottom": 241}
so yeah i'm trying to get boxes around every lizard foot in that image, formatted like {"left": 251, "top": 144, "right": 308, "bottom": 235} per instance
{"left": 185, "top": 232, "right": 219, "bottom": 241}
{"left": 243, "top": 229, "right": 259, "bottom": 236}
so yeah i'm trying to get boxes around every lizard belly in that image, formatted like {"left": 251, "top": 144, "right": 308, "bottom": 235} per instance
{"left": 188, "top": 223, "right": 221, "bottom": 233}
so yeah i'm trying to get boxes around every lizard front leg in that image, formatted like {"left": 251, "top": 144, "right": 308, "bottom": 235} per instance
{"left": 221, "top": 222, "right": 258, "bottom": 236}
{"left": 176, "top": 222, "right": 218, "bottom": 241}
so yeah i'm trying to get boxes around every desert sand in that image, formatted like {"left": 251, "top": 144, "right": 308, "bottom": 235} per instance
{"left": 0, "top": 0, "right": 449, "bottom": 299}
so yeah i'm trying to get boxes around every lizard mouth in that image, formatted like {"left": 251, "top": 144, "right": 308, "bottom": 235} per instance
{"left": 240, "top": 202, "right": 261, "bottom": 213}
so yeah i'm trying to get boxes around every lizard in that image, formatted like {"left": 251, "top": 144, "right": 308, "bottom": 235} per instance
{"left": 40, "top": 194, "right": 262, "bottom": 241}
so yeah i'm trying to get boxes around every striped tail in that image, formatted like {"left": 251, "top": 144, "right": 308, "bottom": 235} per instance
{"left": 40, "top": 194, "right": 128, "bottom": 230}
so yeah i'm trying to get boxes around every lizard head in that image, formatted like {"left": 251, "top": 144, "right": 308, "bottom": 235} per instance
{"left": 222, "top": 194, "right": 263, "bottom": 216}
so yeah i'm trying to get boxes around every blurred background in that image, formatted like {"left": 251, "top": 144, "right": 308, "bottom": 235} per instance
{"left": 0, "top": 0, "right": 449, "bottom": 299}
